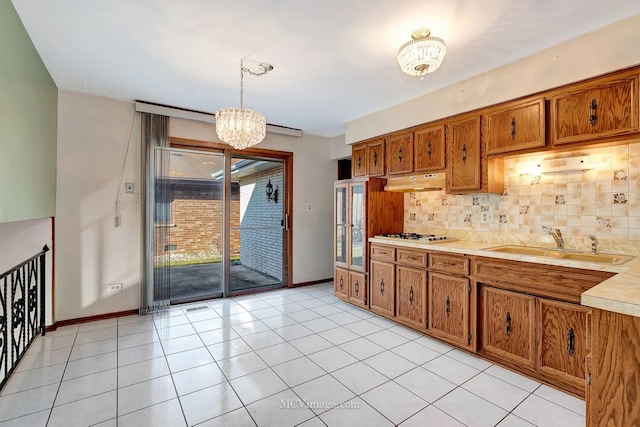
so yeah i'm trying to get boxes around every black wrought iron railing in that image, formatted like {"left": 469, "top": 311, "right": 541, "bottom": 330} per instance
{"left": 0, "top": 245, "right": 49, "bottom": 390}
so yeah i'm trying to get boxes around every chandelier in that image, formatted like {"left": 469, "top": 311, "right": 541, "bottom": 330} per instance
{"left": 397, "top": 28, "right": 446, "bottom": 79}
{"left": 215, "top": 60, "right": 273, "bottom": 150}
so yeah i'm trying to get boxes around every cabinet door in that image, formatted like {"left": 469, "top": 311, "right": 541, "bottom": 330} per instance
{"left": 352, "top": 143, "right": 368, "bottom": 177}
{"left": 429, "top": 273, "right": 470, "bottom": 346}
{"left": 348, "top": 182, "right": 366, "bottom": 271}
{"left": 370, "top": 260, "right": 395, "bottom": 317}
{"left": 334, "top": 183, "right": 349, "bottom": 269}
{"left": 480, "top": 286, "right": 535, "bottom": 368}
{"left": 348, "top": 271, "right": 367, "bottom": 308}
{"left": 537, "top": 298, "right": 589, "bottom": 392}
{"left": 414, "top": 124, "right": 445, "bottom": 172}
{"left": 387, "top": 132, "right": 414, "bottom": 175}
{"left": 551, "top": 75, "right": 639, "bottom": 145}
{"left": 447, "top": 116, "right": 481, "bottom": 193}
{"left": 334, "top": 268, "right": 349, "bottom": 300}
{"left": 485, "top": 98, "right": 546, "bottom": 155}
{"left": 367, "top": 139, "right": 385, "bottom": 176}
{"left": 396, "top": 265, "right": 427, "bottom": 329}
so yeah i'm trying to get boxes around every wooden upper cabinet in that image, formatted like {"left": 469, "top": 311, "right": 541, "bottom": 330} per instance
{"left": 367, "top": 138, "right": 385, "bottom": 176}
{"left": 387, "top": 131, "right": 414, "bottom": 175}
{"left": 351, "top": 143, "right": 368, "bottom": 177}
{"left": 485, "top": 98, "right": 546, "bottom": 155}
{"left": 551, "top": 73, "right": 640, "bottom": 146}
{"left": 414, "top": 124, "right": 446, "bottom": 172}
{"left": 447, "top": 116, "right": 482, "bottom": 193}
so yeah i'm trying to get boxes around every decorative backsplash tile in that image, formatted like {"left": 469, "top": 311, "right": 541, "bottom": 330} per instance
{"left": 405, "top": 142, "right": 640, "bottom": 245}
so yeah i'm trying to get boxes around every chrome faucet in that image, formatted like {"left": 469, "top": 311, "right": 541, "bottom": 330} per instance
{"left": 589, "top": 235, "right": 598, "bottom": 254}
{"left": 547, "top": 228, "right": 564, "bottom": 251}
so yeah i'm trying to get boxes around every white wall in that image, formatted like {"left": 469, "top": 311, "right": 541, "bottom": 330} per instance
{"left": 346, "top": 13, "right": 640, "bottom": 144}
{"left": 170, "top": 118, "right": 336, "bottom": 284}
{"left": 55, "top": 91, "right": 140, "bottom": 321}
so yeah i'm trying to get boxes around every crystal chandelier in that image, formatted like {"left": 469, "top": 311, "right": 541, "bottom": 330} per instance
{"left": 215, "top": 60, "right": 273, "bottom": 150}
{"left": 397, "top": 28, "right": 446, "bottom": 79}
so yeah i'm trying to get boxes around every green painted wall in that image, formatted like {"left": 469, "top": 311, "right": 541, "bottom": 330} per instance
{"left": 0, "top": 0, "right": 57, "bottom": 222}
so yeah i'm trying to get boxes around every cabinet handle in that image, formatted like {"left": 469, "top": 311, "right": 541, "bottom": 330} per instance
{"left": 355, "top": 280, "right": 359, "bottom": 295}
{"left": 339, "top": 276, "right": 343, "bottom": 290}
{"left": 510, "top": 117, "right": 517, "bottom": 140}
{"left": 409, "top": 287, "right": 414, "bottom": 304}
{"left": 408, "top": 255, "right": 421, "bottom": 261}
{"left": 357, "top": 156, "right": 362, "bottom": 169}
{"left": 589, "top": 98, "right": 598, "bottom": 126}
{"left": 567, "top": 328, "right": 575, "bottom": 356}
{"left": 446, "top": 296, "right": 450, "bottom": 317}
{"left": 380, "top": 278, "right": 384, "bottom": 295}
{"left": 462, "top": 144, "right": 467, "bottom": 164}
{"left": 373, "top": 151, "right": 378, "bottom": 167}
{"left": 441, "top": 262, "right": 454, "bottom": 267}
{"left": 505, "top": 311, "right": 512, "bottom": 336}
{"left": 427, "top": 139, "right": 432, "bottom": 159}
{"left": 398, "top": 147, "right": 403, "bottom": 163}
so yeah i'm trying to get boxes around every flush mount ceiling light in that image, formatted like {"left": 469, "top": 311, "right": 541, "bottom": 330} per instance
{"left": 397, "top": 28, "right": 446, "bottom": 79}
{"left": 215, "top": 60, "right": 273, "bottom": 150}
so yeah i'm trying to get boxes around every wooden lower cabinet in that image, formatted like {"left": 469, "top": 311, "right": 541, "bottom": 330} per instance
{"left": 537, "top": 298, "right": 589, "bottom": 395}
{"left": 370, "top": 260, "right": 395, "bottom": 317}
{"left": 480, "top": 285, "right": 536, "bottom": 368}
{"left": 396, "top": 265, "right": 427, "bottom": 329}
{"left": 334, "top": 268, "right": 349, "bottom": 300}
{"left": 429, "top": 272, "right": 470, "bottom": 347}
{"left": 348, "top": 271, "right": 367, "bottom": 308}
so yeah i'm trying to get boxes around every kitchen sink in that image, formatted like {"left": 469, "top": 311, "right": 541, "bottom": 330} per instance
{"left": 483, "top": 245, "right": 635, "bottom": 265}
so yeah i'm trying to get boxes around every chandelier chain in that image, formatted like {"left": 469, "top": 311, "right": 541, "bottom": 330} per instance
{"left": 239, "top": 59, "right": 271, "bottom": 109}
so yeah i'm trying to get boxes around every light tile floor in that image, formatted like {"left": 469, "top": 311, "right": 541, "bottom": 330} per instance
{"left": 0, "top": 282, "right": 586, "bottom": 426}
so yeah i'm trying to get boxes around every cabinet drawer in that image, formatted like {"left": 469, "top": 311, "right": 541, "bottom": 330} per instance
{"left": 371, "top": 245, "right": 395, "bottom": 262}
{"left": 429, "top": 253, "right": 469, "bottom": 276}
{"left": 397, "top": 249, "right": 427, "bottom": 268}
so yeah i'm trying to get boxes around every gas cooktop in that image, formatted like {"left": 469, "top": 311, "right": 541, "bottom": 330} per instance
{"left": 378, "top": 233, "right": 457, "bottom": 243}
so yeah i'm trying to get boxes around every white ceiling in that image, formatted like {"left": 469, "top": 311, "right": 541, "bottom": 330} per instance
{"left": 11, "top": 0, "right": 640, "bottom": 137}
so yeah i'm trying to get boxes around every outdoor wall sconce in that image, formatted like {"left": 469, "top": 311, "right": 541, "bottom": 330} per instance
{"left": 266, "top": 179, "right": 278, "bottom": 203}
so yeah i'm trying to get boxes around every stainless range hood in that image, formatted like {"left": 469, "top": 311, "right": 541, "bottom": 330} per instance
{"left": 384, "top": 172, "right": 446, "bottom": 192}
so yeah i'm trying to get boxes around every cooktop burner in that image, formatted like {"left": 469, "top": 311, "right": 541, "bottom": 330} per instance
{"left": 380, "top": 233, "right": 456, "bottom": 242}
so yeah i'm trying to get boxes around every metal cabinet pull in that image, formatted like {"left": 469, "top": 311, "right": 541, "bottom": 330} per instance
{"left": 409, "top": 287, "right": 414, "bottom": 304}
{"left": 510, "top": 117, "right": 517, "bottom": 140}
{"left": 462, "top": 144, "right": 467, "bottom": 164}
{"left": 380, "top": 278, "right": 384, "bottom": 295}
{"left": 357, "top": 156, "right": 362, "bottom": 169}
{"left": 505, "top": 312, "right": 512, "bottom": 336}
{"left": 567, "top": 328, "right": 575, "bottom": 356}
{"left": 373, "top": 151, "right": 378, "bottom": 166}
{"left": 427, "top": 139, "right": 432, "bottom": 159}
{"left": 589, "top": 99, "right": 598, "bottom": 126}
{"left": 446, "top": 296, "right": 450, "bottom": 317}
{"left": 354, "top": 280, "right": 359, "bottom": 295}
{"left": 339, "top": 276, "right": 343, "bottom": 290}
{"left": 398, "top": 146, "right": 403, "bottom": 163}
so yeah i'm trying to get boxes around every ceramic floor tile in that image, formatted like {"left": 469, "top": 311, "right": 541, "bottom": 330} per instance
{"left": 399, "top": 405, "right": 465, "bottom": 427}
{"left": 513, "top": 394, "right": 585, "bottom": 427}
{"left": 307, "top": 346, "right": 357, "bottom": 372}
{"left": 172, "top": 363, "right": 226, "bottom": 396}
{"left": 156, "top": 323, "right": 197, "bottom": 341}
{"left": 242, "top": 330, "right": 285, "bottom": 350}
{"left": 298, "top": 299, "right": 328, "bottom": 309}
{"left": 292, "top": 374, "right": 356, "bottom": 415}
{"left": 207, "top": 337, "right": 253, "bottom": 361}
{"left": 434, "top": 387, "right": 508, "bottom": 427}
{"left": 90, "top": 419, "right": 117, "bottom": 427}
{"left": 320, "top": 397, "right": 393, "bottom": 427}
{"left": 117, "top": 329, "right": 160, "bottom": 350}
{"left": 496, "top": 414, "right": 536, "bottom": 426}
{"left": 423, "top": 355, "right": 481, "bottom": 385}
{"left": 16, "top": 347, "right": 71, "bottom": 372}
{"left": 462, "top": 372, "right": 530, "bottom": 411}
{"left": 63, "top": 352, "right": 117, "bottom": 380}
{"left": 300, "top": 317, "right": 340, "bottom": 333}
{"left": 364, "top": 329, "right": 410, "bottom": 349}
{"left": 338, "top": 337, "right": 385, "bottom": 360}
{"left": 191, "top": 317, "right": 229, "bottom": 333}
{"left": 293, "top": 415, "right": 326, "bottom": 427}
{"left": 226, "top": 312, "right": 257, "bottom": 326}
{"left": 331, "top": 361, "right": 389, "bottom": 395}
{"left": 118, "top": 398, "right": 187, "bottom": 427}
{"left": 287, "top": 309, "right": 323, "bottom": 323}
{"left": 309, "top": 304, "right": 343, "bottom": 317}
{"left": 118, "top": 341, "right": 165, "bottom": 367}
{"left": 484, "top": 365, "right": 541, "bottom": 392}
{"left": 197, "top": 407, "right": 257, "bottom": 427}
{"left": 199, "top": 327, "right": 240, "bottom": 346}
{"left": 395, "top": 367, "right": 457, "bottom": 403}
{"left": 117, "top": 320, "right": 156, "bottom": 337}
{"left": 364, "top": 350, "right": 417, "bottom": 379}
{"left": 272, "top": 324, "right": 314, "bottom": 341}
{"left": 256, "top": 342, "right": 304, "bottom": 366}
{"left": 118, "top": 375, "right": 177, "bottom": 416}
{"left": 534, "top": 384, "right": 585, "bottom": 416}
{"left": 232, "top": 320, "right": 271, "bottom": 337}
{"left": 387, "top": 325, "right": 424, "bottom": 340}
{"left": 217, "top": 351, "right": 269, "bottom": 380}
{"left": 0, "top": 409, "right": 49, "bottom": 427}
{"left": 55, "top": 368, "right": 117, "bottom": 406}
{"left": 161, "top": 334, "right": 204, "bottom": 355}
{"left": 0, "top": 363, "right": 65, "bottom": 395}
{"left": 154, "top": 314, "right": 191, "bottom": 329}
{"left": 413, "top": 335, "right": 455, "bottom": 354}
{"left": 288, "top": 334, "right": 334, "bottom": 355}
{"left": 28, "top": 334, "right": 76, "bottom": 354}
{"left": 250, "top": 307, "right": 284, "bottom": 320}
{"left": 186, "top": 308, "right": 221, "bottom": 323}
{"left": 446, "top": 348, "right": 493, "bottom": 371}
{"left": 271, "top": 357, "right": 326, "bottom": 387}
{"left": 344, "top": 320, "right": 384, "bottom": 336}
{"left": 68, "top": 338, "right": 117, "bottom": 361}
{"left": 390, "top": 341, "right": 441, "bottom": 365}
{"left": 360, "top": 381, "right": 427, "bottom": 425}
{"left": 117, "top": 314, "right": 149, "bottom": 326}
{"left": 74, "top": 327, "right": 117, "bottom": 345}
{"left": 214, "top": 304, "right": 248, "bottom": 317}
{"left": 237, "top": 299, "right": 272, "bottom": 310}
{"left": 180, "top": 382, "right": 243, "bottom": 426}
{"left": 317, "top": 326, "right": 360, "bottom": 346}
{"left": 48, "top": 390, "right": 116, "bottom": 427}
{"left": 365, "top": 316, "right": 397, "bottom": 329}
{"left": 324, "top": 312, "right": 361, "bottom": 326}
{"left": 246, "top": 389, "right": 315, "bottom": 427}
{"left": 78, "top": 318, "right": 118, "bottom": 332}
{"left": 259, "top": 314, "right": 298, "bottom": 329}
{"left": 117, "top": 356, "right": 170, "bottom": 388}
{"left": 275, "top": 302, "right": 307, "bottom": 314}
{"left": 0, "top": 383, "right": 58, "bottom": 422}
{"left": 166, "top": 347, "right": 214, "bottom": 373}
{"left": 230, "top": 368, "right": 288, "bottom": 405}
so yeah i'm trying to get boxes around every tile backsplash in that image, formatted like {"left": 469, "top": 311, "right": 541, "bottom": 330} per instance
{"left": 405, "top": 142, "right": 640, "bottom": 254}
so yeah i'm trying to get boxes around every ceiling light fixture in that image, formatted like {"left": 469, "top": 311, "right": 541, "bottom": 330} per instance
{"left": 397, "top": 28, "right": 446, "bottom": 79}
{"left": 215, "top": 60, "right": 273, "bottom": 150}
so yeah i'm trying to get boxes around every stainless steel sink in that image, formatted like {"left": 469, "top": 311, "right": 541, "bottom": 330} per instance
{"left": 483, "top": 245, "right": 635, "bottom": 265}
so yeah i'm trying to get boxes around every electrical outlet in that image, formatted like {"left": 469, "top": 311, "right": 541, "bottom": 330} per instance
{"left": 480, "top": 212, "right": 493, "bottom": 223}
{"left": 125, "top": 183, "right": 134, "bottom": 194}
{"left": 306, "top": 203, "right": 313, "bottom": 211}
{"left": 107, "top": 283, "right": 123, "bottom": 292}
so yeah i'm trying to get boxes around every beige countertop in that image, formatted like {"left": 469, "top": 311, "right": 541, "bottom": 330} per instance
{"left": 369, "top": 237, "right": 640, "bottom": 318}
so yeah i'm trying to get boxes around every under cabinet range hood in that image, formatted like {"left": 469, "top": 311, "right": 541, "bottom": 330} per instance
{"left": 384, "top": 172, "right": 446, "bottom": 192}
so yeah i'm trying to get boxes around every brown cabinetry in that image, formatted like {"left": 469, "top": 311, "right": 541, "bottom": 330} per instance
{"left": 370, "top": 258, "right": 395, "bottom": 317}
{"left": 396, "top": 265, "right": 427, "bottom": 329}
{"left": 446, "top": 116, "right": 481, "bottom": 193}
{"left": 414, "top": 124, "right": 446, "bottom": 172}
{"left": 367, "top": 138, "right": 385, "bottom": 176}
{"left": 351, "top": 143, "right": 368, "bottom": 177}
{"left": 485, "top": 97, "right": 546, "bottom": 155}
{"left": 429, "top": 272, "right": 470, "bottom": 347}
{"left": 348, "top": 271, "right": 367, "bottom": 308}
{"left": 334, "top": 268, "right": 349, "bottom": 300}
{"left": 551, "top": 73, "right": 640, "bottom": 146}
{"left": 387, "top": 131, "right": 414, "bottom": 175}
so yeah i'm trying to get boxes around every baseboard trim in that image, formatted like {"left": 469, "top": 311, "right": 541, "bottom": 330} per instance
{"left": 46, "top": 309, "right": 139, "bottom": 332}
{"left": 292, "top": 278, "right": 332, "bottom": 288}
